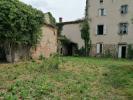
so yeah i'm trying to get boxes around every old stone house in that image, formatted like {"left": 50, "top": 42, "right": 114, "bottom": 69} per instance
{"left": 32, "top": 23, "right": 57, "bottom": 59}
{"left": 57, "top": 19, "right": 84, "bottom": 56}
{"left": 30, "top": 12, "right": 57, "bottom": 60}
{"left": 0, "top": 12, "right": 57, "bottom": 62}
{"left": 86, "top": 0, "right": 133, "bottom": 58}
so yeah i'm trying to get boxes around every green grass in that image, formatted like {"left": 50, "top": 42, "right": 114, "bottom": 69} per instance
{"left": 0, "top": 57, "right": 133, "bottom": 100}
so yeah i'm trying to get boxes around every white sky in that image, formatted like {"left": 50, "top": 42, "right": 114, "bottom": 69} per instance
{"left": 20, "top": 0, "right": 86, "bottom": 22}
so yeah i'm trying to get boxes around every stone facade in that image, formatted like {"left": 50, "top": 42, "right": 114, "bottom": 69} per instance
{"left": 86, "top": 0, "right": 133, "bottom": 58}
{"left": 32, "top": 24, "right": 57, "bottom": 59}
{"left": 90, "top": 44, "right": 117, "bottom": 58}
{"left": 3, "top": 23, "right": 57, "bottom": 62}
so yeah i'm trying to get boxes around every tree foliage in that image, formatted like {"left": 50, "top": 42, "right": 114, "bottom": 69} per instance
{"left": 0, "top": 0, "right": 44, "bottom": 46}
{"left": 127, "top": 44, "right": 133, "bottom": 59}
{"left": 47, "top": 12, "right": 56, "bottom": 25}
{"left": 80, "top": 19, "right": 91, "bottom": 56}
{"left": 0, "top": 0, "right": 44, "bottom": 62}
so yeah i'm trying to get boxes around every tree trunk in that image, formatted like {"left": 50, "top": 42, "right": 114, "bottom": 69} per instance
{"left": 5, "top": 43, "right": 15, "bottom": 63}
{"left": 85, "top": 40, "right": 88, "bottom": 56}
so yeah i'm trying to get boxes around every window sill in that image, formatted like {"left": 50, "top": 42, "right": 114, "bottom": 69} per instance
{"left": 120, "top": 13, "right": 128, "bottom": 16}
{"left": 118, "top": 33, "right": 128, "bottom": 36}
{"left": 96, "top": 34, "right": 107, "bottom": 36}
{"left": 99, "top": 15, "right": 107, "bottom": 17}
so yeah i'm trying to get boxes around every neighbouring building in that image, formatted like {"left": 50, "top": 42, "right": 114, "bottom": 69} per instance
{"left": 86, "top": 0, "right": 133, "bottom": 58}
{"left": 57, "top": 19, "right": 84, "bottom": 56}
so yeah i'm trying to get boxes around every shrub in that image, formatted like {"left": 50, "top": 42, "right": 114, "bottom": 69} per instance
{"left": 39, "top": 54, "right": 45, "bottom": 60}
{"left": 38, "top": 54, "right": 60, "bottom": 72}
{"left": 48, "top": 54, "right": 60, "bottom": 70}
{"left": 127, "top": 44, "right": 133, "bottom": 59}
{"left": 103, "top": 49, "right": 113, "bottom": 58}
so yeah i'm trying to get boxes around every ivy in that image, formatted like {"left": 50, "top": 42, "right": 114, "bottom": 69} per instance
{"left": 0, "top": 0, "right": 44, "bottom": 62}
{"left": 127, "top": 44, "right": 133, "bottom": 59}
{"left": 80, "top": 19, "right": 91, "bottom": 56}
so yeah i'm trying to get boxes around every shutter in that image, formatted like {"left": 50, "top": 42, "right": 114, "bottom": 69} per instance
{"left": 104, "top": 9, "right": 107, "bottom": 16}
{"left": 126, "top": 24, "right": 128, "bottom": 33}
{"left": 98, "top": 9, "right": 101, "bottom": 16}
{"left": 102, "top": 44, "right": 104, "bottom": 53}
{"left": 96, "top": 44, "right": 100, "bottom": 54}
{"left": 96, "top": 25, "right": 98, "bottom": 35}
{"left": 104, "top": 25, "right": 107, "bottom": 34}
{"left": 118, "top": 46, "right": 122, "bottom": 58}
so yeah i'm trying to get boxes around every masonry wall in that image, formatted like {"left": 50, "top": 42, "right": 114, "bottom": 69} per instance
{"left": 31, "top": 25, "right": 57, "bottom": 59}
{"left": 5, "top": 24, "right": 57, "bottom": 62}
{"left": 61, "top": 23, "right": 84, "bottom": 49}
{"left": 90, "top": 44, "right": 117, "bottom": 57}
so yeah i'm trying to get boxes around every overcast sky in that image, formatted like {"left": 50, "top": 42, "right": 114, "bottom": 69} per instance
{"left": 20, "top": 0, "right": 86, "bottom": 22}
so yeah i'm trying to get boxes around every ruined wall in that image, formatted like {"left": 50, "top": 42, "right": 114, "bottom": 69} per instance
{"left": 31, "top": 24, "right": 57, "bottom": 59}
{"left": 5, "top": 24, "right": 57, "bottom": 62}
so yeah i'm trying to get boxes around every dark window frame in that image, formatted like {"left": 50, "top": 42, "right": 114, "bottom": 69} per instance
{"left": 97, "top": 25, "right": 104, "bottom": 35}
{"left": 100, "top": 0, "right": 103, "bottom": 4}
{"left": 119, "top": 23, "right": 128, "bottom": 35}
{"left": 121, "top": 5, "right": 128, "bottom": 14}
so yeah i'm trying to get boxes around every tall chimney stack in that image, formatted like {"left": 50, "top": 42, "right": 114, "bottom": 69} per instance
{"left": 59, "top": 17, "right": 63, "bottom": 23}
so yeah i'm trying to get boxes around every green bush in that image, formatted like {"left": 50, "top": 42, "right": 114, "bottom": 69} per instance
{"left": 127, "top": 44, "right": 133, "bottom": 59}
{"left": 48, "top": 54, "right": 60, "bottom": 70}
{"left": 39, "top": 54, "right": 45, "bottom": 60}
{"left": 38, "top": 54, "right": 60, "bottom": 72}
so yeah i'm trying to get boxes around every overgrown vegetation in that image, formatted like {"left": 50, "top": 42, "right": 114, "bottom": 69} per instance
{"left": 44, "top": 12, "right": 56, "bottom": 25}
{"left": 127, "top": 44, "right": 133, "bottom": 59}
{"left": 0, "top": 0, "right": 44, "bottom": 62}
{"left": 0, "top": 57, "right": 133, "bottom": 100}
{"left": 80, "top": 20, "right": 91, "bottom": 56}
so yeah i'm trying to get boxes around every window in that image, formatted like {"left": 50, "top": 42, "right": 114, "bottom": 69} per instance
{"left": 97, "top": 25, "right": 104, "bottom": 35}
{"left": 119, "top": 23, "right": 128, "bottom": 34}
{"left": 100, "top": 0, "right": 103, "bottom": 4}
{"left": 96, "top": 43, "right": 103, "bottom": 54}
{"left": 99, "top": 8, "right": 106, "bottom": 16}
{"left": 121, "top": 5, "right": 128, "bottom": 14}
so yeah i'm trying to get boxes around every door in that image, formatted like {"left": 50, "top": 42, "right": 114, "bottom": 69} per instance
{"left": 118, "top": 45, "right": 127, "bottom": 58}
{"left": 121, "top": 46, "right": 126, "bottom": 58}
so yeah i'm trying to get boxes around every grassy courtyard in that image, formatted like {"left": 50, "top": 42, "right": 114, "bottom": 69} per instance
{"left": 0, "top": 57, "right": 133, "bottom": 100}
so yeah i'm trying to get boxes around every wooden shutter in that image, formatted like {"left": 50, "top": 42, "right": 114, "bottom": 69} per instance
{"left": 97, "top": 44, "right": 100, "bottom": 54}
{"left": 104, "top": 25, "right": 107, "bottom": 34}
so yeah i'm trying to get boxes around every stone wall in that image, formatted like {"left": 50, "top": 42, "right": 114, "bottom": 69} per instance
{"left": 4, "top": 24, "right": 57, "bottom": 62}
{"left": 90, "top": 44, "right": 118, "bottom": 58}
{"left": 31, "top": 24, "right": 57, "bottom": 59}
{"left": 6, "top": 45, "right": 31, "bottom": 62}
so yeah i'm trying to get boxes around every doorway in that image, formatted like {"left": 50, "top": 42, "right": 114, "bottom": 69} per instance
{"left": 118, "top": 45, "right": 127, "bottom": 58}
{"left": 0, "top": 47, "right": 6, "bottom": 62}
{"left": 121, "top": 46, "right": 126, "bottom": 58}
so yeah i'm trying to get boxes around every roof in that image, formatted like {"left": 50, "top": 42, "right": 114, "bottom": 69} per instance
{"left": 44, "top": 23, "right": 57, "bottom": 29}
{"left": 57, "top": 19, "right": 84, "bottom": 25}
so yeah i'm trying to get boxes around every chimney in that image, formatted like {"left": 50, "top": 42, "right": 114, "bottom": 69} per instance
{"left": 59, "top": 17, "right": 63, "bottom": 23}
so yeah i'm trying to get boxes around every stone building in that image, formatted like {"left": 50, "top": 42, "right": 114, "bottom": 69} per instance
{"left": 31, "top": 23, "right": 57, "bottom": 59}
{"left": 86, "top": 0, "right": 133, "bottom": 58}
{"left": 0, "top": 12, "right": 57, "bottom": 62}
{"left": 57, "top": 19, "right": 84, "bottom": 56}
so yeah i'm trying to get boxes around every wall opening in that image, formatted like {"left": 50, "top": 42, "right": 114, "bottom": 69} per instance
{"left": 0, "top": 47, "right": 6, "bottom": 62}
{"left": 118, "top": 45, "right": 127, "bottom": 58}
{"left": 97, "top": 25, "right": 104, "bottom": 35}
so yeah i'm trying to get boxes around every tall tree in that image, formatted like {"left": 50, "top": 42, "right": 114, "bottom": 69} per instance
{"left": 0, "top": 0, "right": 44, "bottom": 62}
{"left": 80, "top": 19, "right": 91, "bottom": 56}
